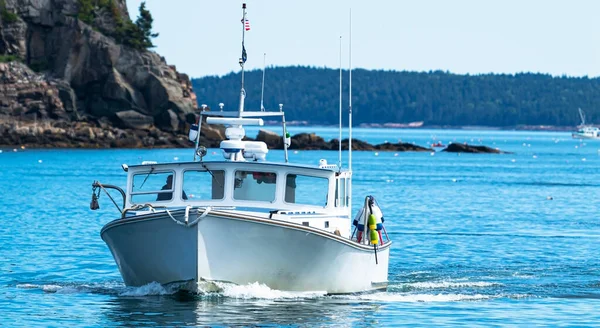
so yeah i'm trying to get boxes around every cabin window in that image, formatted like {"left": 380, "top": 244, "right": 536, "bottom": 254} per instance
{"left": 233, "top": 170, "right": 277, "bottom": 202}
{"left": 183, "top": 170, "right": 225, "bottom": 200}
{"left": 335, "top": 177, "right": 348, "bottom": 207}
{"left": 285, "top": 174, "right": 329, "bottom": 207}
{"left": 130, "top": 171, "right": 176, "bottom": 203}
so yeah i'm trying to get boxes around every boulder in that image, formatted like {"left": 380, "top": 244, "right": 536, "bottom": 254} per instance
{"left": 442, "top": 143, "right": 508, "bottom": 154}
{"left": 375, "top": 142, "right": 432, "bottom": 152}
{"left": 115, "top": 110, "right": 153, "bottom": 130}
{"left": 290, "top": 133, "right": 328, "bottom": 150}
{"left": 200, "top": 122, "right": 225, "bottom": 141}
{"left": 256, "top": 129, "right": 282, "bottom": 148}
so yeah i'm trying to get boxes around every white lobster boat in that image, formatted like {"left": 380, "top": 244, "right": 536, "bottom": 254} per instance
{"left": 572, "top": 108, "right": 600, "bottom": 140}
{"left": 92, "top": 3, "right": 391, "bottom": 294}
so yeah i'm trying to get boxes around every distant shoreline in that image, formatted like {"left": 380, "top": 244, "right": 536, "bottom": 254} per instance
{"left": 263, "top": 122, "right": 576, "bottom": 132}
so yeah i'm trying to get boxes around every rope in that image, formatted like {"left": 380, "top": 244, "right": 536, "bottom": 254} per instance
{"left": 165, "top": 206, "right": 212, "bottom": 227}
{"left": 164, "top": 207, "right": 188, "bottom": 227}
{"left": 125, "top": 203, "right": 212, "bottom": 228}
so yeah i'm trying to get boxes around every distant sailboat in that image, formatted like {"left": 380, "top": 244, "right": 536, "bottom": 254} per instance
{"left": 572, "top": 108, "right": 600, "bottom": 139}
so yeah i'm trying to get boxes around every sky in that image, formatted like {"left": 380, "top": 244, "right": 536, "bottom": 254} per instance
{"left": 126, "top": 0, "right": 600, "bottom": 79}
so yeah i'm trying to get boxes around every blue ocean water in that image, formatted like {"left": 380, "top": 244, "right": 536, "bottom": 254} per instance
{"left": 2, "top": 128, "right": 600, "bottom": 327}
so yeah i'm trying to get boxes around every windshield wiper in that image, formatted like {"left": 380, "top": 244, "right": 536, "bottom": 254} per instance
{"left": 201, "top": 162, "right": 223, "bottom": 189}
{"left": 139, "top": 167, "right": 155, "bottom": 189}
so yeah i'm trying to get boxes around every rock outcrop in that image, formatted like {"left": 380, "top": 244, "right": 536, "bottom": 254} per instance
{"left": 0, "top": 118, "right": 224, "bottom": 148}
{"left": 0, "top": 0, "right": 198, "bottom": 148}
{"left": 256, "top": 130, "right": 433, "bottom": 152}
{"left": 442, "top": 143, "right": 508, "bottom": 154}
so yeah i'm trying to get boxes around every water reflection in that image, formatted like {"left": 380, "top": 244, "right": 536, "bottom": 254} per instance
{"left": 105, "top": 292, "right": 383, "bottom": 327}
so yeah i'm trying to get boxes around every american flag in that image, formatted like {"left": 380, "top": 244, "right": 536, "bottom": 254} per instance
{"left": 244, "top": 19, "right": 250, "bottom": 31}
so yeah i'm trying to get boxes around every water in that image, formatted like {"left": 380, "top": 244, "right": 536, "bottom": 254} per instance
{"left": 2, "top": 128, "right": 600, "bottom": 327}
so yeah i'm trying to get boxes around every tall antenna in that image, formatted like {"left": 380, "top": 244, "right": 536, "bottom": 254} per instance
{"left": 348, "top": 8, "right": 353, "bottom": 172}
{"left": 338, "top": 36, "right": 343, "bottom": 170}
{"left": 261, "top": 53, "right": 266, "bottom": 111}
{"left": 348, "top": 8, "right": 353, "bottom": 218}
{"left": 238, "top": 3, "right": 248, "bottom": 117}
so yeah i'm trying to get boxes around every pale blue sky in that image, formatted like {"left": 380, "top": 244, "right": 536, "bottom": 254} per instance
{"left": 126, "top": 0, "right": 600, "bottom": 78}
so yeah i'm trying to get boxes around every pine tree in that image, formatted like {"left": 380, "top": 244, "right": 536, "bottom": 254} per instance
{"left": 135, "top": 2, "right": 158, "bottom": 49}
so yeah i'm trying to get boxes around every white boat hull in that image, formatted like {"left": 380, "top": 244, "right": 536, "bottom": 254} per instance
{"left": 101, "top": 215, "right": 198, "bottom": 286}
{"left": 572, "top": 133, "right": 600, "bottom": 139}
{"left": 101, "top": 210, "right": 390, "bottom": 294}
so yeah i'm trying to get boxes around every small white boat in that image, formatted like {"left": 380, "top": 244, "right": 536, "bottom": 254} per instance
{"left": 90, "top": 4, "right": 391, "bottom": 295}
{"left": 572, "top": 108, "right": 600, "bottom": 139}
{"left": 572, "top": 126, "right": 600, "bottom": 139}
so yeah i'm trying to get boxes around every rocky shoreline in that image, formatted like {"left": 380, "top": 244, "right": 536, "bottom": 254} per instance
{"left": 0, "top": 119, "right": 508, "bottom": 154}
{"left": 0, "top": 119, "right": 435, "bottom": 151}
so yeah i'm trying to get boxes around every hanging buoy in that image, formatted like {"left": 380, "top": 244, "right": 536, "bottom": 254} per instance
{"left": 370, "top": 229, "right": 379, "bottom": 245}
{"left": 188, "top": 123, "right": 199, "bottom": 142}
{"left": 368, "top": 214, "right": 377, "bottom": 230}
{"left": 284, "top": 131, "right": 291, "bottom": 147}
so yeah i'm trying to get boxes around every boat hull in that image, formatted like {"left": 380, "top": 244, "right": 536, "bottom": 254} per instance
{"left": 572, "top": 133, "right": 600, "bottom": 139}
{"left": 101, "top": 210, "right": 390, "bottom": 294}
{"left": 101, "top": 216, "right": 198, "bottom": 286}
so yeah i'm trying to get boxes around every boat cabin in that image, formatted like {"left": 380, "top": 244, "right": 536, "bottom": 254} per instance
{"left": 575, "top": 126, "right": 600, "bottom": 138}
{"left": 123, "top": 160, "right": 352, "bottom": 236}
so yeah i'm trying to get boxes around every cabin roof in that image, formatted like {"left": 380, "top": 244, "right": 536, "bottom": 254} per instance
{"left": 127, "top": 160, "right": 346, "bottom": 173}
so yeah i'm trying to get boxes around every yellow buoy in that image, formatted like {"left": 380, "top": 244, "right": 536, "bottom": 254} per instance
{"left": 368, "top": 214, "right": 377, "bottom": 230}
{"left": 370, "top": 229, "right": 379, "bottom": 245}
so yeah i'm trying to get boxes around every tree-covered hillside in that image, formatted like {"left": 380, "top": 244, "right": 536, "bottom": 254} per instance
{"left": 192, "top": 67, "right": 600, "bottom": 127}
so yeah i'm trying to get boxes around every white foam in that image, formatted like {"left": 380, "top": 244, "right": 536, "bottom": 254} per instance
{"left": 214, "top": 281, "right": 326, "bottom": 300}
{"left": 42, "top": 284, "right": 63, "bottom": 293}
{"left": 406, "top": 281, "right": 500, "bottom": 289}
{"left": 119, "top": 281, "right": 174, "bottom": 296}
{"left": 350, "top": 292, "right": 490, "bottom": 302}
{"left": 16, "top": 283, "right": 64, "bottom": 293}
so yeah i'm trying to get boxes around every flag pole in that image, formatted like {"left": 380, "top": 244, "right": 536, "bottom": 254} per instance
{"left": 239, "top": 3, "right": 248, "bottom": 117}
{"left": 338, "top": 36, "right": 343, "bottom": 170}
{"left": 261, "top": 53, "right": 266, "bottom": 111}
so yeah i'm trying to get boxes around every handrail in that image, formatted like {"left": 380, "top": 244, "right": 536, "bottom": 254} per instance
{"left": 92, "top": 181, "right": 126, "bottom": 209}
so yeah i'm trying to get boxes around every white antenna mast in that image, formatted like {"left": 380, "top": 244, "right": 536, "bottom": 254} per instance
{"left": 338, "top": 36, "right": 343, "bottom": 170}
{"left": 348, "top": 9, "right": 353, "bottom": 218}
{"left": 261, "top": 53, "right": 266, "bottom": 111}
{"left": 348, "top": 9, "right": 353, "bottom": 172}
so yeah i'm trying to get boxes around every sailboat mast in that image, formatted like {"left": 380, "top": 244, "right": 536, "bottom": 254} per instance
{"left": 239, "top": 3, "right": 248, "bottom": 117}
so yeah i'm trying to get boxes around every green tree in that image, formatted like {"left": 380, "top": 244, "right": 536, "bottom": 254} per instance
{"left": 135, "top": 2, "right": 158, "bottom": 49}
{"left": 191, "top": 67, "right": 600, "bottom": 127}
{"left": 0, "top": 0, "right": 18, "bottom": 23}
{"left": 77, "top": 0, "right": 94, "bottom": 24}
